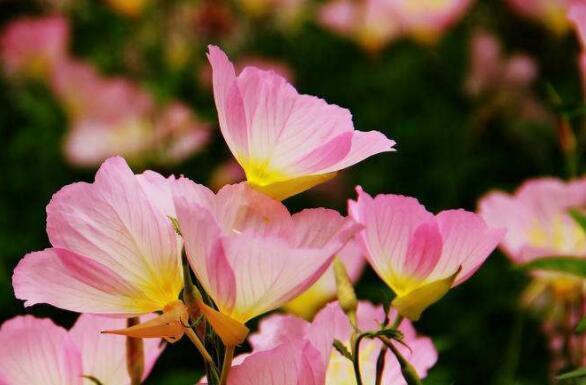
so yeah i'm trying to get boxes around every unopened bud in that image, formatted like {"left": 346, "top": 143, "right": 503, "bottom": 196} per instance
{"left": 333, "top": 256, "right": 358, "bottom": 325}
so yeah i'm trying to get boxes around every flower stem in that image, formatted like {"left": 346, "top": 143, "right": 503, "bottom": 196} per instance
{"left": 184, "top": 327, "right": 214, "bottom": 365}
{"left": 220, "top": 345, "right": 235, "bottom": 385}
{"left": 351, "top": 333, "right": 365, "bottom": 385}
{"left": 378, "top": 335, "right": 422, "bottom": 385}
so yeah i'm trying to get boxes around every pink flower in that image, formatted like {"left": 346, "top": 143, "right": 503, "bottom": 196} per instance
{"left": 318, "top": 0, "right": 401, "bottom": 52}
{"left": 0, "top": 314, "right": 163, "bottom": 385}
{"left": 250, "top": 301, "right": 437, "bottom": 385}
{"left": 50, "top": 59, "right": 209, "bottom": 167}
{"left": 284, "top": 239, "right": 366, "bottom": 319}
{"left": 389, "top": 0, "right": 473, "bottom": 43}
{"left": 0, "top": 16, "right": 69, "bottom": 79}
{"left": 223, "top": 303, "right": 343, "bottom": 385}
{"left": 465, "top": 31, "right": 539, "bottom": 97}
{"left": 478, "top": 177, "right": 586, "bottom": 264}
{"left": 506, "top": 0, "right": 570, "bottom": 34}
{"left": 207, "top": 45, "right": 395, "bottom": 200}
{"left": 349, "top": 187, "right": 505, "bottom": 320}
{"left": 13, "top": 157, "right": 183, "bottom": 318}
{"left": 172, "top": 180, "right": 361, "bottom": 345}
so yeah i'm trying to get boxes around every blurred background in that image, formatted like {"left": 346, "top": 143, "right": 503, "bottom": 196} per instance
{"left": 0, "top": 0, "right": 583, "bottom": 384}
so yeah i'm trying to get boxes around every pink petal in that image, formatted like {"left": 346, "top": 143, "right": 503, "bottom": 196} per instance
{"left": 228, "top": 341, "right": 322, "bottom": 385}
{"left": 207, "top": 45, "right": 249, "bottom": 161}
{"left": 69, "top": 314, "right": 164, "bottom": 384}
{"left": 430, "top": 209, "right": 505, "bottom": 285}
{"left": 45, "top": 156, "right": 182, "bottom": 312}
{"left": 13, "top": 248, "right": 145, "bottom": 314}
{"left": 173, "top": 182, "right": 237, "bottom": 313}
{"left": 215, "top": 183, "right": 293, "bottom": 237}
{"left": 0, "top": 316, "right": 82, "bottom": 385}
{"left": 208, "top": 45, "right": 394, "bottom": 182}
{"left": 348, "top": 187, "right": 434, "bottom": 285}
{"left": 478, "top": 190, "right": 534, "bottom": 262}
{"left": 249, "top": 314, "right": 310, "bottom": 352}
{"left": 221, "top": 235, "right": 334, "bottom": 321}
{"left": 319, "top": 130, "right": 396, "bottom": 173}
{"left": 403, "top": 221, "right": 443, "bottom": 280}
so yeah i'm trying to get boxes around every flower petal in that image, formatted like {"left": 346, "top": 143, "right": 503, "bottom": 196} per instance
{"left": 207, "top": 45, "right": 249, "bottom": 161}
{"left": 348, "top": 187, "right": 433, "bottom": 290}
{"left": 0, "top": 316, "right": 82, "bottom": 385}
{"left": 69, "top": 314, "right": 164, "bottom": 385}
{"left": 430, "top": 209, "right": 505, "bottom": 285}
{"left": 318, "top": 130, "right": 396, "bottom": 173}
{"left": 228, "top": 341, "right": 322, "bottom": 385}
{"left": 13, "top": 248, "right": 147, "bottom": 314}
{"left": 46, "top": 156, "right": 182, "bottom": 311}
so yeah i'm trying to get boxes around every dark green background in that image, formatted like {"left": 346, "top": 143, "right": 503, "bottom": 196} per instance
{"left": 1, "top": 1, "right": 581, "bottom": 384}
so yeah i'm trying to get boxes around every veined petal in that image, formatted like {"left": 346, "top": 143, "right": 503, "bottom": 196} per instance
{"left": 69, "top": 314, "right": 164, "bottom": 385}
{"left": 429, "top": 209, "right": 504, "bottom": 285}
{"left": 215, "top": 183, "right": 293, "bottom": 237}
{"left": 13, "top": 248, "right": 150, "bottom": 314}
{"left": 228, "top": 341, "right": 322, "bottom": 385}
{"left": 173, "top": 188, "right": 237, "bottom": 313}
{"left": 318, "top": 130, "right": 396, "bottom": 173}
{"left": 348, "top": 187, "right": 433, "bottom": 291}
{"left": 207, "top": 45, "right": 249, "bottom": 161}
{"left": 0, "top": 316, "right": 82, "bottom": 385}
{"left": 208, "top": 46, "right": 394, "bottom": 199}
{"left": 45, "top": 156, "right": 182, "bottom": 312}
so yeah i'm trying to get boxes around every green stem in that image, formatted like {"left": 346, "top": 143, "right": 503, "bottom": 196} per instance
{"left": 220, "top": 345, "right": 235, "bottom": 385}
{"left": 351, "top": 333, "right": 366, "bottom": 385}
{"left": 375, "top": 344, "right": 387, "bottom": 385}
{"left": 391, "top": 315, "right": 404, "bottom": 329}
{"left": 379, "top": 336, "right": 422, "bottom": 385}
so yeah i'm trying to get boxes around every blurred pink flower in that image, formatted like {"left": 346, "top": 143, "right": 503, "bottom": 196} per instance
{"left": 0, "top": 15, "right": 69, "bottom": 79}
{"left": 284, "top": 239, "right": 366, "bottom": 319}
{"left": 50, "top": 59, "right": 209, "bottom": 166}
{"left": 0, "top": 314, "right": 163, "bottom": 385}
{"left": 506, "top": 0, "right": 570, "bottom": 34}
{"left": 349, "top": 186, "right": 504, "bottom": 320}
{"left": 13, "top": 157, "right": 184, "bottom": 317}
{"left": 318, "top": 0, "right": 401, "bottom": 52}
{"left": 250, "top": 301, "right": 437, "bottom": 385}
{"left": 478, "top": 177, "right": 586, "bottom": 264}
{"left": 172, "top": 180, "right": 361, "bottom": 345}
{"left": 466, "top": 31, "right": 538, "bottom": 97}
{"left": 208, "top": 45, "right": 395, "bottom": 200}
{"left": 465, "top": 30, "right": 551, "bottom": 125}
{"left": 389, "top": 0, "right": 473, "bottom": 43}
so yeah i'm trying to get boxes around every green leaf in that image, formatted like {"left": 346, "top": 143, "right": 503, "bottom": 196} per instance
{"left": 577, "top": 318, "right": 586, "bottom": 335}
{"left": 569, "top": 209, "right": 586, "bottom": 234}
{"left": 519, "top": 257, "right": 586, "bottom": 278}
{"left": 333, "top": 339, "right": 353, "bottom": 360}
{"left": 556, "top": 367, "right": 586, "bottom": 381}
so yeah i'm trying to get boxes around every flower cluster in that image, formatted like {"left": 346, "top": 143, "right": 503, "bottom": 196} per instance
{"left": 4, "top": 46, "right": 505, "bottom": 385}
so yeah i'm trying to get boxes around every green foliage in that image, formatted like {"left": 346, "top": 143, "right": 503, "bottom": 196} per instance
{"left": 520, "top": 257, "right": 586, "bottom": 278}
{"left": 556, "top": 368, "right": 586, "bottom": 383}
